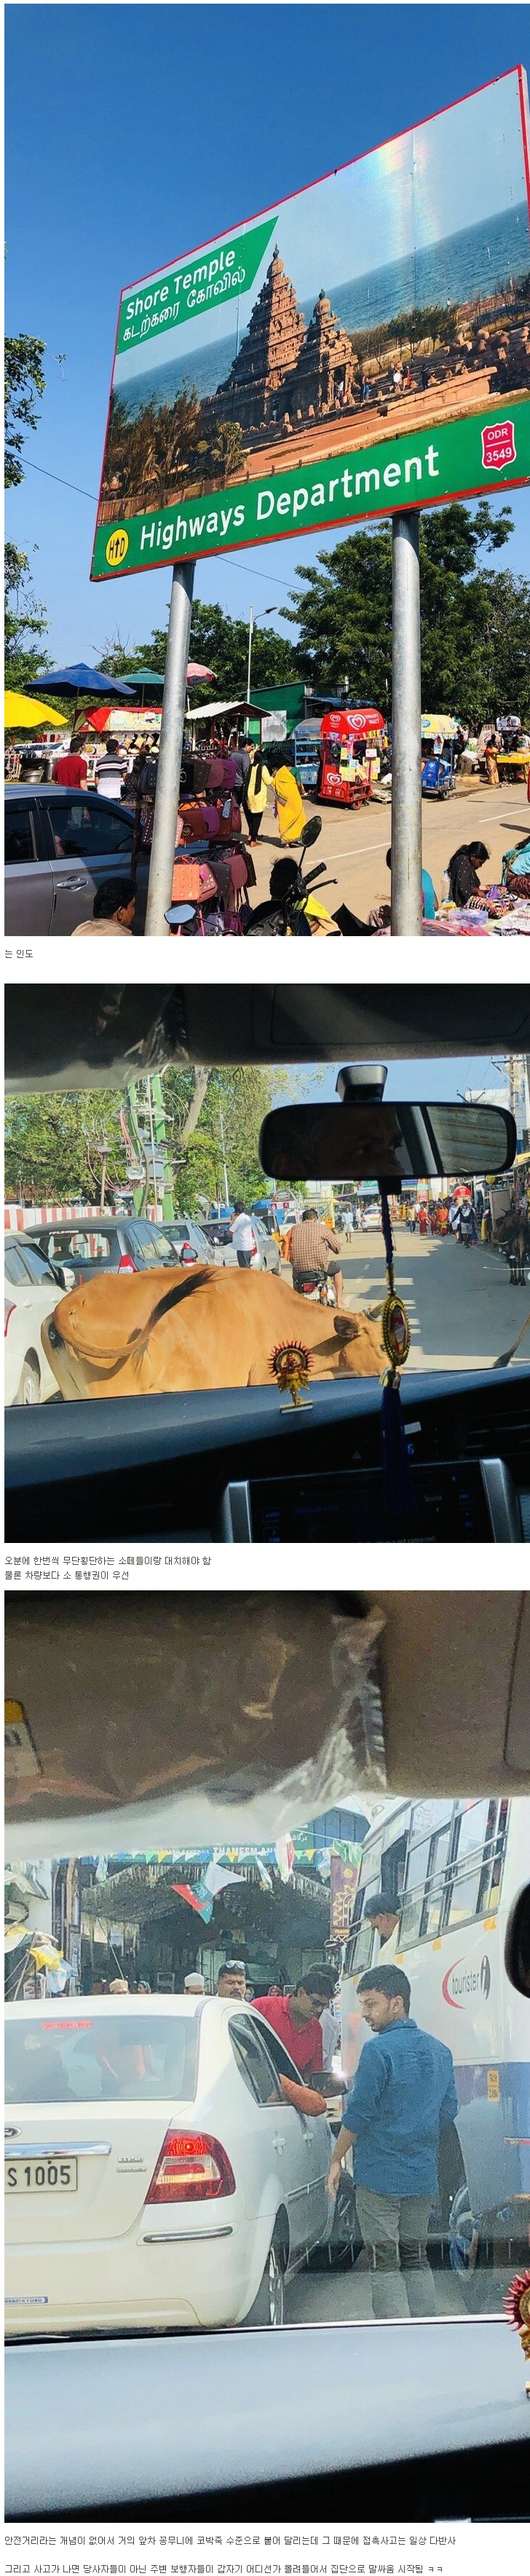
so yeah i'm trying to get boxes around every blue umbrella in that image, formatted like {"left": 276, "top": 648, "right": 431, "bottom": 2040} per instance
{"left": 33, "top": 663, "right": 135, "bottom": 736}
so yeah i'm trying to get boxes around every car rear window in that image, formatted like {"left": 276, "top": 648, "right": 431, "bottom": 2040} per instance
{"left": 5, "top": 2012, "right": 200, "bottom": 2104}
{"left": 127, "top": 1225, "right": 174, "bottom": 1264}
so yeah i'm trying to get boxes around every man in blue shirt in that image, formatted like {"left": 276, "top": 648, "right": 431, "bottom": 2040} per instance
{"left": 327, "top": 1963, "right": 458, "bottom": 2317}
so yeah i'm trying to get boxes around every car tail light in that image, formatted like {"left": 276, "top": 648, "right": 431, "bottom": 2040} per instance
{"left": 145, "top": 2129, "right": 236, "bottom": 2204}
{"left": 118, "top": 1252, "right": 135, "bottom": 1272}
{"left": 4, "top": 1300, "right": 15, "bottom": 1335}
{"left": 180, "top": 1242, "right": 197, "bottom": 1264}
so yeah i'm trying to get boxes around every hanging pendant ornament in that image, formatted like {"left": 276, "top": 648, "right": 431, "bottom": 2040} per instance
{"left": 381, "top": 1288, "right": 411, "bottom": 1370}
{"left": 505, "top": 2269, "right": 530, "bottom": 2395}
{"left": 379, "top": 1187, "right": 416, "bottom": 1517}
{"left": 270, "top": 1339, "right": 312, "bottom": 1408}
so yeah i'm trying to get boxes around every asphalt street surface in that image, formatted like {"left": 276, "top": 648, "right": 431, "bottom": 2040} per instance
{"left": 287, "top": 2249, "right": 514, "bottom": 2325}
{"left": 333, "top": 1227, "right": 530, "bottom": 1373}
{"left": 247, "top": 780, "right": 529, "bottom": 922}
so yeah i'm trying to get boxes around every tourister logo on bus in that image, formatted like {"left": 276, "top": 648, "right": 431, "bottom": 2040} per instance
{"left": 442, "top": 1955, "right": 492, "bottom": 2008}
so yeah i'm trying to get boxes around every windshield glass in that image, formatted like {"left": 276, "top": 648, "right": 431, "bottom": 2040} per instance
{"left": 5, "top": 1792, "right": 529, "bottom": 2336}
{"left": 5, "top": 1051, "right": 529, "bottom": 1401}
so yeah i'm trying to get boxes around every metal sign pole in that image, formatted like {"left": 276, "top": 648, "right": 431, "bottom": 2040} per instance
{"left": 390, "top": 510, "right": 423, "bottom": 938}
{"left": 144, "top": 557, "right": 196, "bottom": 938}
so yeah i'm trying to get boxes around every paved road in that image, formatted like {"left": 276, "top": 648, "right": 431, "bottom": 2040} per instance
{"left": 333, "top": 1228, "right": 530, "bottom": 1373}
{"left": 287, "top": 2247, "right": 513, "bottom": 2326}
{"left": 246, "top": 781, "right": 529, "bottom": 923}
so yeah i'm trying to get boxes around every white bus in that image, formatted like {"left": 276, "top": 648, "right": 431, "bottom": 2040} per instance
{"left": 339, "top": 1794, "right": 529, "bottom": 2263}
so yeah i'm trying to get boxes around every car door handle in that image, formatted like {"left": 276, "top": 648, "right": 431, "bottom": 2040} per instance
{"left": 273, "top": 2132, "right": 285, "bottom": 2153}
{"left": 58, "top": 875, "right": 86, "bottom": 890}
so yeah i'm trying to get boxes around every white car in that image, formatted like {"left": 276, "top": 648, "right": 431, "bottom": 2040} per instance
{"left": 4, "top": 1233, "right": 68, "bottom": 1406}
{"left": 360, "top": 1204, "right": 381, "bottom": 1230}
{"left": 4, "top": 1995, "right": 334, "bottom": 2334}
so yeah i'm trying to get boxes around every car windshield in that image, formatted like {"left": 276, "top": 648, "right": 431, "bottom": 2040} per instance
{"left": 5, "top": 1048, "right": 528, "bottom": 1402}
{"left": 5, "top": 1786, "right": 529, "bottom": 2335}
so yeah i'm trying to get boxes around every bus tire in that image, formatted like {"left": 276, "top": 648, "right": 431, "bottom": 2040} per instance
{"left": 448, "top": 2183, "right": 479, "bottom": 2272}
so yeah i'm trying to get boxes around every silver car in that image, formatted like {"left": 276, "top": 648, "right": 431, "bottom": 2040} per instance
{"left": 4, "top": 786, "right": 146, "bottom": 936}
{"left": 202, "top": 1216, "right": 281, "bottom": 1272}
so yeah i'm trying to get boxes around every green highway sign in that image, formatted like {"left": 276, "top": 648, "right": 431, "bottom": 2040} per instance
{"left": 116, "top": 217, "right": 277, "bottom": 357}
{"left": 92, "top": 398, "right": 530, "bottom": 578}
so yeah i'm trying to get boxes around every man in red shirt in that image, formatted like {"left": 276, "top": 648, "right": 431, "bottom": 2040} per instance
{"left": 52, "top": 745, "right": 87, "bottom": 788}
{"left": 254, "top": 1969, "right": 332, "bottom": 2077}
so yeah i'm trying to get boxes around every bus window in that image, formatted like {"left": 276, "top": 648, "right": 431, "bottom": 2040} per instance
{"left": 380, "top": 1832, "right": 408, "bottom": 1911}
{"left": 478, "top": 1798, "right": 508, "bottom": 1914}
{"left": 422, "top": 1823, "right": 453, "bottom": 1938}
{"left": 446, "top": 1800, "right": 492, "bottom": 1928}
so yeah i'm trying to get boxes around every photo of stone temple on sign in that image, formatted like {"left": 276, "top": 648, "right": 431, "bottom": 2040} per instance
{"left": 95, "top": 70, "right": 530, "bottom": 529}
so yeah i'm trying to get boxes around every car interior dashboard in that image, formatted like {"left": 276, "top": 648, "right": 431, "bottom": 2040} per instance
{"left": 5, "top": 1362, "right": 530, "bottom": 1543}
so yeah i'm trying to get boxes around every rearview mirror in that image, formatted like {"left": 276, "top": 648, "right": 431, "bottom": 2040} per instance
{"left": 259, "top": 1100, "right": 517, "bottom": 1183}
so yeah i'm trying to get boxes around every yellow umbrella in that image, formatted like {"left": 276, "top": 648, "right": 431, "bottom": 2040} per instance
{"left": 4, "top": 688, "right": 67, "bottom": 729}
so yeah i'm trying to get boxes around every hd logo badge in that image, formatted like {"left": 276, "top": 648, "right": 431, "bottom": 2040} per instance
{"left": 105, "top": 527, "right": 129, "bottom": 566}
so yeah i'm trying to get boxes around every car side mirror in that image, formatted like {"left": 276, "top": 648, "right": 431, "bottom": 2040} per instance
{"left": 505, "top": 1883, "right": 530, "bottom": 1998}
{"left": 53, "top": 1263, "right": 76, "bottom": 1292}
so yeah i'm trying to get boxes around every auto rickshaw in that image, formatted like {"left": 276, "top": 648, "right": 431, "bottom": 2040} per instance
{"left": 421, "top": 713, "right": 459, "bottom": 798}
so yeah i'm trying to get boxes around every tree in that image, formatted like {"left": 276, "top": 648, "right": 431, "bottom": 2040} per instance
{"left": 122, "top": 599, "right": 296, "bottom": 700}
{"left": 4, "top": 541, "right": 50, "bottom": 691}
{"left": 5, "top": 334, "right": 46, "bottom": 487}
{"left": 5, "top": 1065, "right": 277, "bottom": 1214}
{"left": 286, "top": 501, "right": 523, "bottom": 723}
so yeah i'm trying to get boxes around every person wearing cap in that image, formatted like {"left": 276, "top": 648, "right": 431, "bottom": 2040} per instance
{"left": 217, "top": 1960, "right": 247, "bottom": 1998}
{"left": 184, "top": 1972, "right": 205, "bottom": 1994}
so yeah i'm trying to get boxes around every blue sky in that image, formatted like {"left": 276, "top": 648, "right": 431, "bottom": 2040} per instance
{"left": 6, "top": 4, "right": 530, "bottom": 663}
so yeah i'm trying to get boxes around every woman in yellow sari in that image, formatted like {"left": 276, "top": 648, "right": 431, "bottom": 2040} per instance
{"left": 274, "top": 764, "right": 306, "bottom": 845}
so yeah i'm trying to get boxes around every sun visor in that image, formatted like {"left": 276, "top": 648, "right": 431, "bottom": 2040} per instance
{"left": 4, "top": 1594, "right": 387, "bottom": 1858}
{"left": 365, "top": 1591, "right": 529, "bottom": 1796}
{"left": 6, "top": 985, "right": 530, "bottom": 1091}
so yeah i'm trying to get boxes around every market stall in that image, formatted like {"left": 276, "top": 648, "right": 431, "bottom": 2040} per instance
{"left": 316, "top": 707, "right": 385, "bottom": 806}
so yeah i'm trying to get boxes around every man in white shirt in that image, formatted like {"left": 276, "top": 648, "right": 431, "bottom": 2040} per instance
{"left": 229, "top": 1202, "right": 257, "bottom": 1268}
{"left": 95, "top": 736, "right": 129, "bottom": 799}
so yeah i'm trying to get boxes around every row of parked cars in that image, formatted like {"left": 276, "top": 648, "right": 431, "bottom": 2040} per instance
{"left": 4, "top": 1213, "right": 282, "bottom": 1405}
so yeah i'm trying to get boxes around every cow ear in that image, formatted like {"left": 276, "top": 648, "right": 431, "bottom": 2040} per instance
{"left": 333, "top": 1313, "right": 358, "bottom": 1340}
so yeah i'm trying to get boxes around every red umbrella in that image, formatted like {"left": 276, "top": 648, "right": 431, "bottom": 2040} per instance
{"left": 186, "top": 663, "right": 216, "bottom": 683}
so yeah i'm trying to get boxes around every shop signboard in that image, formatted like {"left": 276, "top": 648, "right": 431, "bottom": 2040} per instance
{"left": 92, "top": 68, "right": 530, "bottom": 579}
{"left": 330, "top": 1853, "right": 360, "bottom": 1939}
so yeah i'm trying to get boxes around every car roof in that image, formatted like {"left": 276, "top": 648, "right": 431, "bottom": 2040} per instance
{"left": 4, "top": 785, "right": 132, "bottom": 811}
{"left": 5, "top": 1993, "right": 241, "bottom": 2019}
{"left": 23, "top": 1214, "right": 163, "bottom": 1236}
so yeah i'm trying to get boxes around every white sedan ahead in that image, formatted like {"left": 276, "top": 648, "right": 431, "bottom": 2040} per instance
{"left": 4, "top": 1233, "right": 68, "bottom": 1405}
{"left": 4, "top": 1996, "right": 335, "bottom": 2334}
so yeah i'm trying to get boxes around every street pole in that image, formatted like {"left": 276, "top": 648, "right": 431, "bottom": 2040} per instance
{"left": 144, "top": 557, "right": 196, "bottom": 938}
{"left": 246, "top": 606, "right": 255, "bottom": 704}
{"left": 390, "top": 510, "right": 423, "bottom": 938}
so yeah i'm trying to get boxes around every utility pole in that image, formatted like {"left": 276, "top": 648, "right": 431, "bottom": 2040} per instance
{"left": 246, "top": 602, "right": 278, "bottom": 711}
{"left": 390, "top": 511, "right": 423, "bottom": 938}
{"left": 219, "top": 1106, "right": 229, "bottom": 1208}
{"left": 144, "top": 557, "right": 196, "bottom": 938}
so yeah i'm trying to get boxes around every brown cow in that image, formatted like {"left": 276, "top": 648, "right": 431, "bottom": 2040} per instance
{"left": 42, "top": 1263, "right": 385, "bottom": 1399}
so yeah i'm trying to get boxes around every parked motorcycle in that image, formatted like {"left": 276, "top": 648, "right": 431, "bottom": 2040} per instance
{"left": 245, "top": 855, "right": 340, "bottom": 938}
